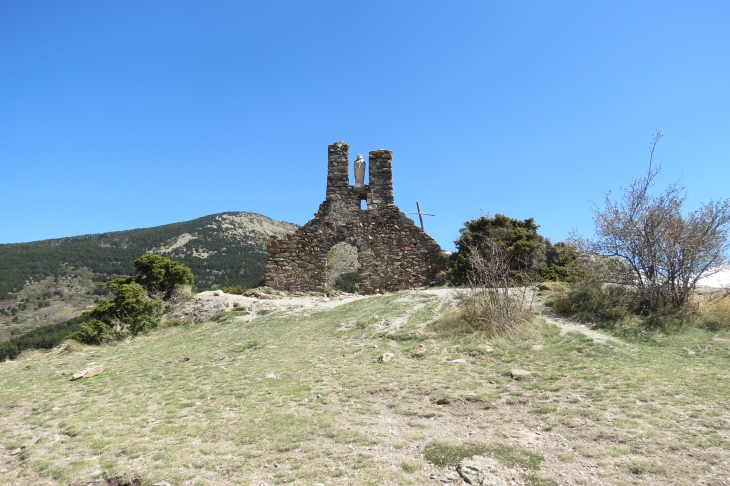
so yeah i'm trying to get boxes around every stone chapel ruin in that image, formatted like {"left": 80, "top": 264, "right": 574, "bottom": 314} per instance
{"left": 264, "top": 142, "right": 443, "bottom": 294}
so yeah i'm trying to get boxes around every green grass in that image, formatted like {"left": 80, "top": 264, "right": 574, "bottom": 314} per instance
{"left": 1, "top": 290, "right": 730, "bottom": 484}
{"left": 400, "top": 459, "right": 423, "bottom": 473}
{"left": 424, "top": 440, "right": 543, "bottom": 470}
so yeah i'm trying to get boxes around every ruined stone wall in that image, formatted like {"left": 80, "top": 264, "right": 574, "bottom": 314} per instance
{"left": 264, "top": 142, "right": 443, "bottom": 294}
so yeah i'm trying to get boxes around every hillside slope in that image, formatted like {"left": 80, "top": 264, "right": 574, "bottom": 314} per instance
{"left": 1, "top": 289, "right": 729, "bottom": 485}
{"left": 0, "top": 212, "right": 297, "bottom": 341}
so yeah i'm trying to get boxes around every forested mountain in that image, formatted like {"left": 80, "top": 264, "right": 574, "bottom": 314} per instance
{"left": 0, "top": 212, "right": 297, "bottom": 341}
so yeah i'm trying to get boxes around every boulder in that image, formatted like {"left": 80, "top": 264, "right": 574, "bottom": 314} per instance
{"left": 457, "top": 456, "right": 507, "bottom": 486}
{"left": 510, "top": 369, "right": 532, "bottom": 380}
{"left": 70, "top": 364, "right": 105, "bottom": 381}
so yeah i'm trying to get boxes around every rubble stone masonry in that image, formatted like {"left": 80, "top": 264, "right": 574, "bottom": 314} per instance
{"left": 264, "top": 142, "right": 443, "bottom": 294}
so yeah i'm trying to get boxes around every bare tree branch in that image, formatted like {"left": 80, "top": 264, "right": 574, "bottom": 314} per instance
{"left": 586, "top": 132, "right": 730, "bottom": 311}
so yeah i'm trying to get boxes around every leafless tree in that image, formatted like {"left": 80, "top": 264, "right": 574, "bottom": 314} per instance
{"left": 457, "top": 239, "right": 535, "bottom": 336}
{"left": 588, "top": 131, "right": 730, "bottom": 310}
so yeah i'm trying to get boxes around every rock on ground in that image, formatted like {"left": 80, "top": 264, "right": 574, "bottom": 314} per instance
{"left": 70, "top": 365, "right": 105, "bottom": 381}
{"left": 457, "top": 456, "right": 508, "bottom": 486}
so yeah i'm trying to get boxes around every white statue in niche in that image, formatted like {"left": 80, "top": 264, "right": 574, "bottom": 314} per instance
{"left": 354, "top": 153, "right": 366, "bottom": 186}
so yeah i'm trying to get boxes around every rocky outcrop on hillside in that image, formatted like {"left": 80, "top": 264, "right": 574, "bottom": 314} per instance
{"left": 151, "top": 213, "right": 297, "bottom": 261}
{"left": 166, "top": 288, "right": 364, "bottom": 325}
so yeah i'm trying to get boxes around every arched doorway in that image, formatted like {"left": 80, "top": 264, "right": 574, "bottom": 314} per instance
{"left": 326, "top": 242, "right": 359, "bottom": 293}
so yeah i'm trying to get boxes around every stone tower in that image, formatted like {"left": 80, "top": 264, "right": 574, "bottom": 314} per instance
{"left": 264, "top": 142, "right": 443, "bottom": 294}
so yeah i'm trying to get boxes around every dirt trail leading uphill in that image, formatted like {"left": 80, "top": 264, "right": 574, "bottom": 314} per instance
{"left": 423, "top": 287, "right": 622, "bottom": 344}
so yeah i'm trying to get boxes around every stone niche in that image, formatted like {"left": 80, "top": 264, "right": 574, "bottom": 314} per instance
{"left": 264, "top": 142, "right": 443, "bottom": 294}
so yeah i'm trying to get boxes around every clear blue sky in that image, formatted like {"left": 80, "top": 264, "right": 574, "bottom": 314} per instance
{"left": 1, "top": 1, "right": 728, "bottom": 250}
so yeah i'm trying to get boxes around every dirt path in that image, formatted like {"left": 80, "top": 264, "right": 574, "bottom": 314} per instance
{"left": 537, "top": 311, "right": 623, "bottom": 344}
{"left": 423, "top": 287, "right": 622, "bottom": 344}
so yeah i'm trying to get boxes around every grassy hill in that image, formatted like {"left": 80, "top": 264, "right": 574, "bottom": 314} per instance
{"left": 1, "top": 289, "right": 729, "bottom": 485}
{"left": 0, "top": 212, "right": 297, "bottom": 341}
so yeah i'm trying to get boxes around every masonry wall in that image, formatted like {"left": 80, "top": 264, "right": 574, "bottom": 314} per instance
{"left": 264, "top": 142, "right": 443, "bottom": 294}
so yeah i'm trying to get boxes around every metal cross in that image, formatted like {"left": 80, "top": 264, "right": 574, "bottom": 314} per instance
{"left": 408, "top": 201, "right": 435, "bottom": 230}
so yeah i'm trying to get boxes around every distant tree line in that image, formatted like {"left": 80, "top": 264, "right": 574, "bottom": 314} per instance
{"left": 0, "top": 313, "right": 94, "bottom": 361}
{"left": 0, "top": 213, "right": 272, "bottom": 300}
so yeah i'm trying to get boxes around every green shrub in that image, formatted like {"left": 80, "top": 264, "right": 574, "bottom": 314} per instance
{"left": 444, "top": 214, "right": 546, "bottom": 285}
{"left": 333, "top": 272, "right": 358, "bottom": 293}
{"left": 628, "top": 459, "right": 663, "bottom": 475}
{"left": 132, "top": 254, "right": 194, "bottom": 298}
{"left": 67, "top": 319, "right": 111, "bottom": 345}
{"left": 0, "top": 341, "right": 20, "bottom": 362}
{"left": 441, "top": 215, "right": 586, "bottom": 285}
{"left": 540, "top": 241, "right": 588, "bottom": 282}
{"left": 222, "top": 285, "right": 248, "bottom": 295}
{"left": 91, "top": 286, "right": 111, "bottom": 296}
{"left": 400, "top": 459, "right": 423, "bottom": 473}
{"left": 640, "top": 306, "right": 730, "bottom": 334}
{"left": 90, "top": 281, "right": 163, "bottom": 336}
{"left": 162, "top": 317, "right": 186, "bottom": 327}
{"left": 549, "top": 280, "right": 730, "bottom": 337}
{"left": 423, "top": 440, "right": 490, "bottom": 467}
{"left": 67, "top": 255, "right": 194, "bottom": 345}
{"left": 547, "top": 283, "right": 639, "bottom": 324}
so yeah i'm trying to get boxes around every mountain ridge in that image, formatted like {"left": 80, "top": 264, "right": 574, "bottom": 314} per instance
{"left": 0, "top": 211, "right": 298, "bottom": 341}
